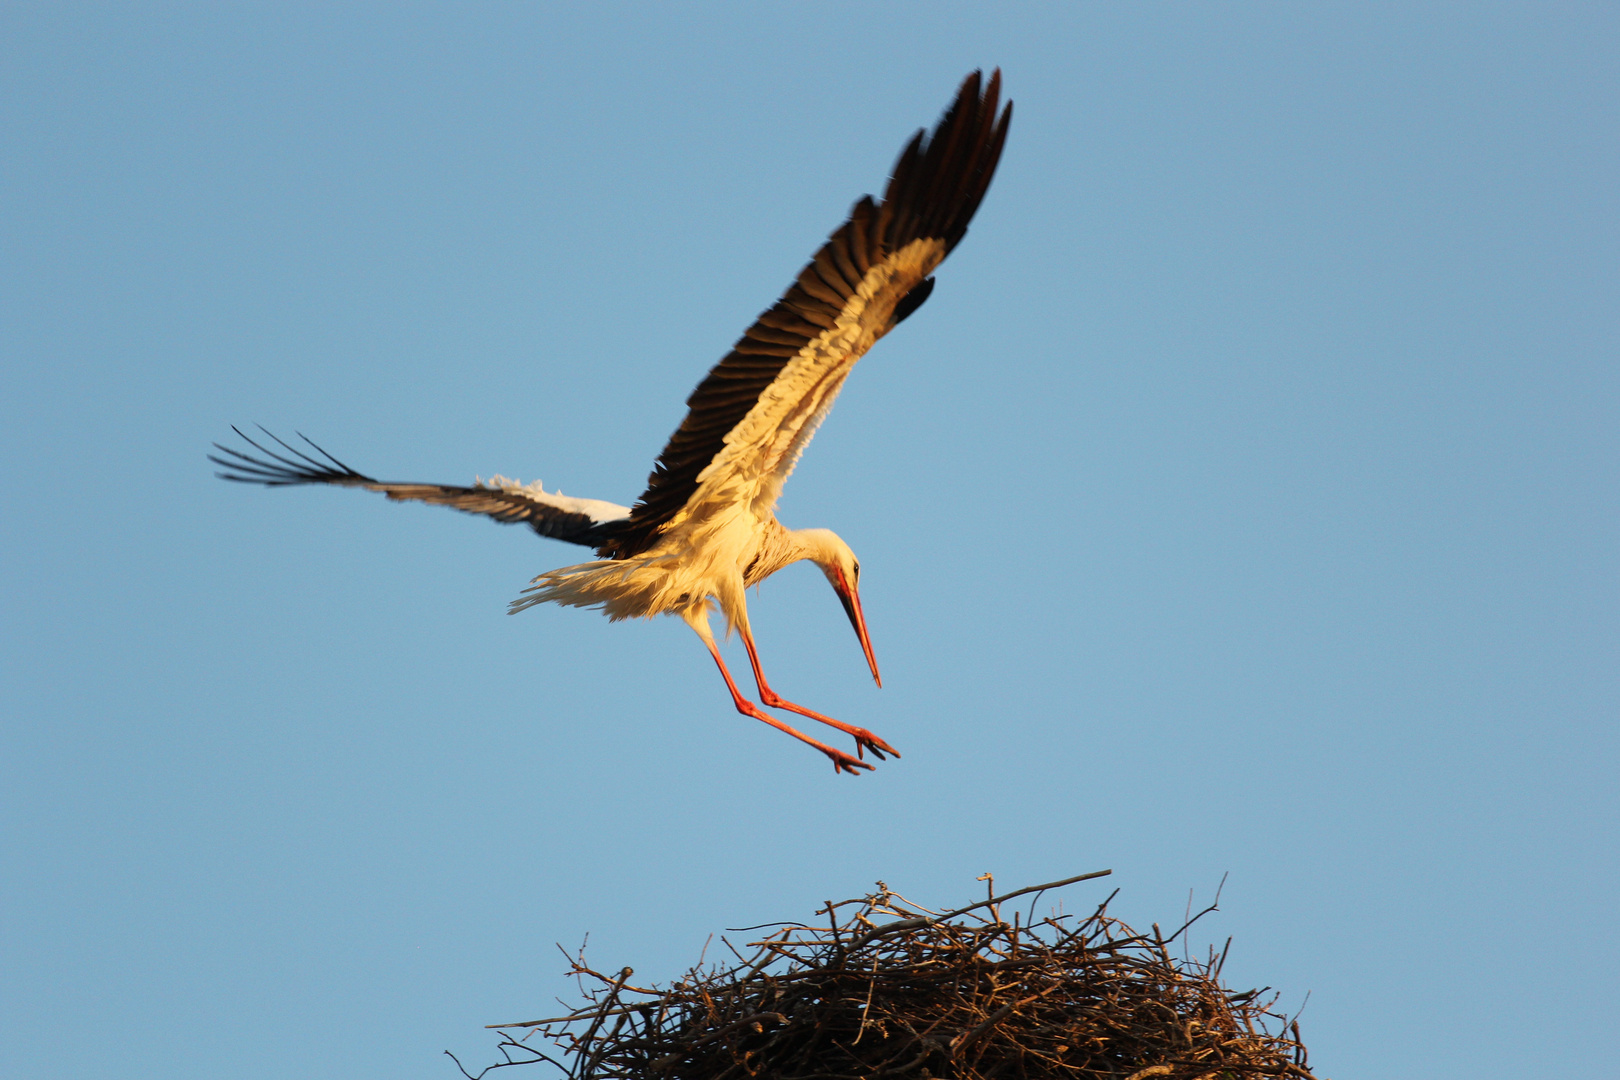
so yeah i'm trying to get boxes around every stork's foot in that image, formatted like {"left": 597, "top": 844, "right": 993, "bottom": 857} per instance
{"left": 848, "top": 727, "right": 900, "bottom": 762}
{"left": 824, "top": 745, "right": 876, "bottom": 775}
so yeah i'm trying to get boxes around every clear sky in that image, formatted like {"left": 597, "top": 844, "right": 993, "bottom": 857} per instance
{"left": 3, "top": 4, "right": 1615, "bottom": 1078}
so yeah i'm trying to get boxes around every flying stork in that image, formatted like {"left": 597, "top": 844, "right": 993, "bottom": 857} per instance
{"left": 213, "top": 70, "right": 1011, "bottom": 775}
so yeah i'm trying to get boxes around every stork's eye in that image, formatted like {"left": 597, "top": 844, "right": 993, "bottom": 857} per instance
{"left": 852, "top": 561, "right": 861, "bottom": 581}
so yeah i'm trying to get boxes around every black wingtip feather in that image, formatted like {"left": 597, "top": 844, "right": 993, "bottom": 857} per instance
{"left": 210, "top": 427, "right": 377, "bottom": 487}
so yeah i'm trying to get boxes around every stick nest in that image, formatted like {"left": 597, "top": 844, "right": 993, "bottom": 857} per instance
{"left": 461, "top": 872, "right": 1317, "bottom": 1080}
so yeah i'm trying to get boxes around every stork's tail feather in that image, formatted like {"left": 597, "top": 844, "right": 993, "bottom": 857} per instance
{"left": 509, "top": 557, "right": 690, "bottom": 621}
{"left": 507, "top": 591, "right": 550, "bottom": 616}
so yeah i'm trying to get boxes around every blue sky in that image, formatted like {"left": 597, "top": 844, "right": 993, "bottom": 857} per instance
{"left": 3, "top": 4, "right": 1615, "bottom": 1077}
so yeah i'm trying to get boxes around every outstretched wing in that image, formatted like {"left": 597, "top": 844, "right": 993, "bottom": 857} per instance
{"left": 211, "top": 427, "right": 630, "bottom": 549}
{"left": 598, "top": 69, "right": 1012, "bottom": 560}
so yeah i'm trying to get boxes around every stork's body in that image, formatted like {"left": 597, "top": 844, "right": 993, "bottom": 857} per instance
{"left": 213, "top": 72, "right": 1011, "bottom": 774}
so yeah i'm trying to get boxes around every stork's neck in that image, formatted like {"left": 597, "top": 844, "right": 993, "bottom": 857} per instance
{"left": 745, "top": 522, "right": 844, "bottom": 586}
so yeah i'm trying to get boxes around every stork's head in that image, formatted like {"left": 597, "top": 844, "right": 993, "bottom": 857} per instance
{"left": 797, "top": 528, "right": 881, "bottom": 688}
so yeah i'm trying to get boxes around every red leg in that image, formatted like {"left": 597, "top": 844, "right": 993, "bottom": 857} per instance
{"left": 740, "top": 628, "right": 900, "bottom": 761}
{"left": 703, "top": 642, "right": 873, "bottom": 775}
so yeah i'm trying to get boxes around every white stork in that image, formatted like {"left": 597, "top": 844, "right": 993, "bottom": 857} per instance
{"left": 213, "top": 71, "right": 1011, "bottom": 775}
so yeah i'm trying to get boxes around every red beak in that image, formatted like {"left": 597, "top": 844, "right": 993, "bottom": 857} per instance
{"left": 834, "top": 569, "right": 881, "bottom": 688}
